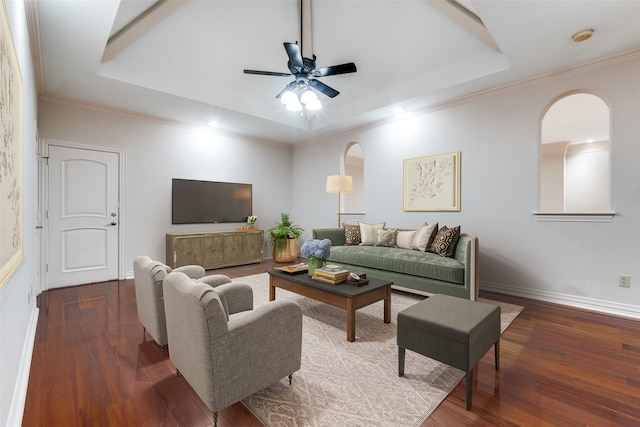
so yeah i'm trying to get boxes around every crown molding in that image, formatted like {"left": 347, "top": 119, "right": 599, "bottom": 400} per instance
{"left": 302, "top": 48, "right": 640, "bottom": 147}
{"left": 38, "top": 94, "right": 291, "bottom": 149}
{"left": 24, "top": 0, "right": 44, "bottom": 94}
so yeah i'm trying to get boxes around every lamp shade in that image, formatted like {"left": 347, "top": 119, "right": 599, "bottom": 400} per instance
{"left": 326, "top": 175, "right": 353, "bottom": 194}
{"left": 286, "top": 100, "right": 302, "bottom": 112}
{"left": 300, "top": 90, "right": 318, "bottom": 104}
{"left": 281, "top": 91, "right": 297, "bottom": 105}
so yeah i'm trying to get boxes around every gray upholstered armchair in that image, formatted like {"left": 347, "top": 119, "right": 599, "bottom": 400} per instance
{"left": 132, "top": 255, "right": 232, "bottom": 356}
{"left": 162, "top": 271, "right": 303, "bottom": 427}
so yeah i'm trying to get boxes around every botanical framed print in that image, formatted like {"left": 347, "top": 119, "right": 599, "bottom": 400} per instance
{"left": 403, "top": 151, "right": 460, "bottom": 211}
{"left": 0, "top": 0, "right": 24, "bottom": 291}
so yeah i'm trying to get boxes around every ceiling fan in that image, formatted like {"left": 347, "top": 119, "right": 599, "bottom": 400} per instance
{"left": 243, "top": 0, "right": 357, "bottom": 111}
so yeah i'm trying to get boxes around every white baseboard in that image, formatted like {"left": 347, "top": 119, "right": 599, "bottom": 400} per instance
{"left": 7, "top": 305, "right": 39, "bottom": 427}
{"left": 481, "top": 281, "right": 640, "bottom": 320}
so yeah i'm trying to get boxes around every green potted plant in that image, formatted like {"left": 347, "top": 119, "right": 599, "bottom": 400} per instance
{"left": 268, "top": 213, "right": 304, "bottom": 263}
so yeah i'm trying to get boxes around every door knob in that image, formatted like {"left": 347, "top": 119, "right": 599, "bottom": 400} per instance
{"left": 110, "top": 221, "right": 117, "bottom": 226}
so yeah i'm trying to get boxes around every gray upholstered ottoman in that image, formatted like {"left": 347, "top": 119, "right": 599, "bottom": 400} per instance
{"left": 397, "top": 293, "right": 500, "bottom": 410}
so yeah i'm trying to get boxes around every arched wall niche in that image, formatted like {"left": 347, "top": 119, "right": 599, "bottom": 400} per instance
{"left": 537, "top": 91, "right": 613, "bottom": 222}
{"left": 344, "top": 142, "right": 365, "bottom": 214}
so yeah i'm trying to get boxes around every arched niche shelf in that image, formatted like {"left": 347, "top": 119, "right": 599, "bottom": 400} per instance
{"left": 344, "top": 142, "right": 365, "bottom": 215}
{"left": 536, "top": 92, "right": 615, "bottom": 222}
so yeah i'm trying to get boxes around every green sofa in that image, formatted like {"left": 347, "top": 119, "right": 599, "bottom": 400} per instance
{"left": 312, "top": 228, "right": 479, "bottom": 300}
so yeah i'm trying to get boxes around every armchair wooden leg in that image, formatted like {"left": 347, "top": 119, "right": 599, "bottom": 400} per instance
{"left": 288, "top": 374, "right": 293, "bottom": 385}
{"left": 213, "top": 411, "right": 218, "bottom": 427}
{"left": 176, "top": 369, "right": 181, "bottom": 377}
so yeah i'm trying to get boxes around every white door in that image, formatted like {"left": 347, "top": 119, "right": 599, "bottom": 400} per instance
{"left": 47, "top": 145, "right": 120, "bottom": 288}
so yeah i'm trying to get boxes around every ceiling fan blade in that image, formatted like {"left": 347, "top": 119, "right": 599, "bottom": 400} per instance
{"left": 314, "top": 62, "right": 357, "bottom": 77}
{"left": 309, "top": 79, "right": 340, "bottom": 98}
{"left": 244, "top": 69, "right": 291, "bottom": 77}
{"left": 275, "top": 81, "right": 298, "bottom": 99}
{"left": 284, "top": 42, "right": 304, "bottom": 70}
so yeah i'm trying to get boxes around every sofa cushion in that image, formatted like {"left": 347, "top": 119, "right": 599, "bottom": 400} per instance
{"left": 343, "top": 223, "right": 362, "bottom": 245}
{"left": 329, "top": 245, "right": 465, "bottom": 284}
{"left": 413, "top": 223, "right": 437, "bottom": 251}
{"left": 396, "top": 230, "right": 416, "bottom": 250}
{"left": 375, "top": 229, "right": 397, "bottom": 247}
{"left": 359, "top": 222, "right": 385, "bottom": 245}
{"left": 429, "top": 225, "right": 461, "bottom": 257}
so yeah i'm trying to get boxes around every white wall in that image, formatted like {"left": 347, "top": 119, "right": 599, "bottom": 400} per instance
{"left": 565, "top": 143, "right": 610, "bottom": 212}
{"left": 1, "top": 1, "right": 39, "bottom": 426}
{"left": 292, "top": 55, "right": 640, "bottom": 318}
{"left": 38, "top": 101, "right": 294, "bottom": 277}
{"left": 540, "top": 141, "right": 568, "bottom": 212}
{"left": 345, "top": 149, "right": 364, "bottom": 213}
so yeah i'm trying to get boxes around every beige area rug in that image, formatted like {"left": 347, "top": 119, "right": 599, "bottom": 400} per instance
{"left": 240, "top": 273, "right": 523, "bottom": 427}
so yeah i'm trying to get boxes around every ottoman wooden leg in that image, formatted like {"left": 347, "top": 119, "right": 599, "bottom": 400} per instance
{"left": 398, "top": 346, "right": 405, "bottom": 377}
{"left": 495, "top": 339, "right": 500, "bottom": 371}
{"left": 466, "top": 368, "right": 473, "bottom": 410}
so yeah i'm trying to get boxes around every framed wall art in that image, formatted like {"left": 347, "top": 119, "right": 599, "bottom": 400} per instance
{"left": 403, "top": 151, "right": 460, "bottom": 212}
{"left": 0, "top": 1, "right": 24, "bottom": 291}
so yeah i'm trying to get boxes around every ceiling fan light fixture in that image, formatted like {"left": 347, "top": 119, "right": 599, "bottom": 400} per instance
{"left": 243, "top": 1, "right": 357, "bottom": 118}
{"left": 286, "top": 100, "right": 303, "bottom": 112}
{"left": 300, "top": 89, "right": 318, "bottom": 104}
{"left": 281, "top": 91, "right": 298, "bottom": 105}
{"left": 305, "top": 99, "right": 322, "bottom": 111}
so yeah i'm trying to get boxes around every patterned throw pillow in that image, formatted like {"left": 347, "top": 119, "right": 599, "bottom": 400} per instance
{"left": 359, "top": 222, "right": 386, "bottom": 245}
{"left": 412, "top": 223, "right": 438, "bottom": 252}
{"left": 396, "top": 230, "right": 417, "bottom": 250}
{"left": 429, "top": 225, "right": 461, "bottom": 257}
{"left": 375, "top": 229, "right": 398, "bottom": 247}
{"left": 343, "top": 223, "right": 362, "bottom": 245}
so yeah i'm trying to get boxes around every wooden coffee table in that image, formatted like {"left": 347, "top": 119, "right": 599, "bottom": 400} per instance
{"left": 268, "top": 269, "right": 392, "bottom": 342}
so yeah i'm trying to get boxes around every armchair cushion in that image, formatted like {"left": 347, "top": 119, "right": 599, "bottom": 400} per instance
{"left": 173, "top": 264, "right": 206, "bottom": 280}
{"left": 198, "top": 274, "right": 233, "bottom": 288}
{"left": 214, "top": 282, "right": 253, "bottom": 315}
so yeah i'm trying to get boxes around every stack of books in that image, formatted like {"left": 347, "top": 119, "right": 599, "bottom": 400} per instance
{"left": 312, "top": 267, "right": 350, "bottom": 285}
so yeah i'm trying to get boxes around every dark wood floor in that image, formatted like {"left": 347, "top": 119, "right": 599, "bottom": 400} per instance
{"left": 23, "top": 260, "right": 640, "bottom": 426}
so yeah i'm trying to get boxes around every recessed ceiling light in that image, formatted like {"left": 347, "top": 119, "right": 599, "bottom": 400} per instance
{"left": 572, "top": 29, "right": 594, "bottom": 43}
{"left": 208, "top": 120, "right": 219, "bottom": 128}
{"left": 393, "top": 107, "right": 404, "bottom": 115}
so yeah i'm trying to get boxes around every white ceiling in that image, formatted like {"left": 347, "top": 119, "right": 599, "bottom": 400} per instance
{"left": 34, "top": 0, "right": 640, "bottom": 144}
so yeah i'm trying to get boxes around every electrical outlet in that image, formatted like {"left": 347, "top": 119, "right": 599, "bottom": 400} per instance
{"left": 619, "top": 275, "right": 631, "bottom": 288}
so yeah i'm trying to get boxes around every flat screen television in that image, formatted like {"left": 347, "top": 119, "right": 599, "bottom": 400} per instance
{"left": 172, "top": 179, "right": 252, "bottom": 224}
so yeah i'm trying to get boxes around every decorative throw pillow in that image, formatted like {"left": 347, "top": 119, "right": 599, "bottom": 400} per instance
{"left": 412, "top": 223, "right": 437, "bottom": 252}
{"left": 429, "top": 225, "right": 461, "bottom": 257}
{"left": 396, "top": 230, "right": 417, "bottom": 250}
{"left": 375, "top": 229, "right": 398, "bottom": 247}
{"left": 359, "top": 222, "right": 385, "bottom": 245}
{"left": 343, "top": 223, "right": 362, "bottom": 245}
